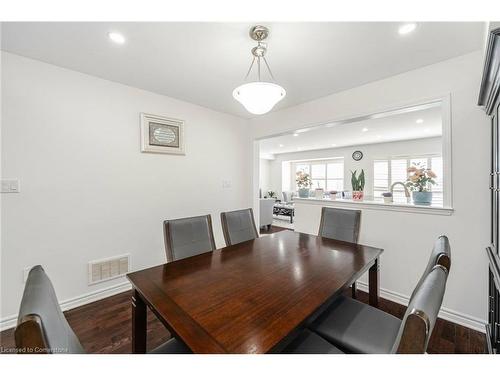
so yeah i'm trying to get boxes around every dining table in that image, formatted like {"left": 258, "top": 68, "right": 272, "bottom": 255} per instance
{"left": 126, "top": 230, "right": 383, "bottom": 354}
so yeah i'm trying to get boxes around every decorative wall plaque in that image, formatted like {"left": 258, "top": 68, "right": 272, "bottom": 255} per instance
{"left": 140, "top": 113, "right": 185, "bottom": 155}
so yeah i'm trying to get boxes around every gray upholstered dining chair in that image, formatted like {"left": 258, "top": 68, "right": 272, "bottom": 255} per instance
{"left": 163, "top": 214, "right": 216, "bottom": 263}
{"left": 318, "top": 207, "right": 362, "bottom": 298}
{"left": 308, "top": 236, "right": 451, "bottom": 354}
{"left": 282, "top": 329, "right": 344, "bottom": 354}
{"left": 220, "top": 208, "right": 259, "bottom": 246}
{"left": 15, "top": 265, "right": 191, "bottom": 354}
{"left": 318, "top": 207, "right": 361, "bottom": 243}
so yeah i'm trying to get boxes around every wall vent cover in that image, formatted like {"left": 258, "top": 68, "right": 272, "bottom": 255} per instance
{"left": 88, "top": 254, "right": 130, "bottom": 285}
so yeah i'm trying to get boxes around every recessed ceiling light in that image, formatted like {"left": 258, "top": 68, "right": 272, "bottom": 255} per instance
{"left": 362, "top": 127, "right": 369, "bottom": 132}
{"left": 398, "top": 23, "right": 417, "bottom": 35}
{"left": 424, "top": 128, "right": 430, "bottom": 133}
{"left": 293, "top": 133, "right": 299, "bottom": 137}
{"left": 279, "top": 144, "right": 284, "bottom": 147}
{"left": 297, "top": 147, "right": 302, "bottom": 151}
{"left": 108, "top": 32, "right": 126, "bottom": 44}
{"left": 377, "top": 135, "right": 383, "bottom": 139}
{"left": 416, "top": 118, "right": 424, "bottom": 124}
{"left": 331, "top": 143, "right": 337, "bottom": 147}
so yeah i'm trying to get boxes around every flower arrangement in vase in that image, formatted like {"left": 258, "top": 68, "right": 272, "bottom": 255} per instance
{"left": 296, "top": 171, "right": 312, "bottom": 198}
{"left": 405, "top": 163, "right": 437, "bottom": 205}
{"left": 351, "top": 169, "right": 365, "bottom": 201}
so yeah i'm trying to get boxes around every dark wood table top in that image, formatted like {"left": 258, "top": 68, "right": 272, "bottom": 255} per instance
{"left": 127, "top": 230, "right": 383, "bottom": 353}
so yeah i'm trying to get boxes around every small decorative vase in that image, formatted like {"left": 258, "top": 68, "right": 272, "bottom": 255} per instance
{"left": 412, "top": 191, "right": 432, "bottom": 205}
{"left": 383, "top": 196, "right": 393, "bottom": 204}
{"left": 314, "top": 188, "right": 324, "bottom": 199}
{"left": 352, "top": 191, "right": 364, "bottom": 201}
{"left": 298, "top": 188, "right": 310, "bottom": 198}
{"left": 329, "top": 193, "right": 337, "bottom": 200}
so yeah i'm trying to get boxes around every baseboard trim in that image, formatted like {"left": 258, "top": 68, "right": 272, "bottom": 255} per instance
{"left": 357, "top": 281, "right": 487, "bottom": 333}
{"left": 0, "top": 280, "right": 131, "bottom": 332}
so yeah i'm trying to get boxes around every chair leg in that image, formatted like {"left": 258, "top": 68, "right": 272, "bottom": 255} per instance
{"left": 351, "top": 282, "right": 357, "bottom": 299}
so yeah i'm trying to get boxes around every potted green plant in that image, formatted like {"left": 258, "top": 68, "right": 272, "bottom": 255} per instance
{"left": 405, "top": 163, "right": 437, "bottom": 205}
{"left": 296, "top": 171, "right": 312, "bottom": 198}
{"left": 267, "top": 191, "right": 276, "bottom": 199}
{"left": 351, "top": 169, "right": 365, "bottom": 201}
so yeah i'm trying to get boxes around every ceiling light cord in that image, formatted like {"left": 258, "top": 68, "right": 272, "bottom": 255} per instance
{"left": 244, "top": 56, "right": 256, "bottom": 81}
{"left": 257, "top": 55, "right": 261, "bottom": 82}
{"left": 262, "top": 56, "right": 276, "bottom": 82}
{"left": 243, "top": 40, "right": 276, "bottom": 83}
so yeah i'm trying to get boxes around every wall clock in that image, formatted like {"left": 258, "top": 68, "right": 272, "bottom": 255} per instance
{"left": 352, "top": 150, "right": 363, "bottom": 161}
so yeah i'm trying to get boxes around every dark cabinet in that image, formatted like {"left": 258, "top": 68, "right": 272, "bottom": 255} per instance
{"left": 479, "top": 27, "right": 500, "bottom": 354}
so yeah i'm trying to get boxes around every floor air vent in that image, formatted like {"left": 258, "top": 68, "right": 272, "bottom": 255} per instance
{"left": 88, "top": 254, "right": 130, "bottom": 285}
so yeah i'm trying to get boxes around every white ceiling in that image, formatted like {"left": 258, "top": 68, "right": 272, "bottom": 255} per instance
{"left": 1, "top": 22, "right": 484, "bottom": 118}
{"left": 259, "top": 104, "right": 442, "bottom": 156}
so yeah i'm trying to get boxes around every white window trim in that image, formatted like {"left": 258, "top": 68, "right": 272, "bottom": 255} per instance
{"left": 373, "top": 154, "right": 445, "bottom": 208}
{"left": 253, "top": 94, "right": 454, "bottom": 216}
{"left": 290, "top": 158, "right": 344, "bottom": 192}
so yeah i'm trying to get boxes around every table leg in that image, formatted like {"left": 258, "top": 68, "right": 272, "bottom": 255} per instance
{"left": 369, "top": 258, "right": 380, "bottom": 308}
{"left": 132, "top": 289, "right": 147, "bottom": 353}
{"left": 351, "top": 282, "right": 357, "bottom": 299}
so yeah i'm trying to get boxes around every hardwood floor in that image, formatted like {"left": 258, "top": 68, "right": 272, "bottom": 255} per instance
{"left": 0, "top": 292, "right": 171, "bottom": 354}
{"left": 259, "top": 225, "right": 291, "bottom": 234}
{"left": 0, "top": 226, "right": 486, "bottom": 354}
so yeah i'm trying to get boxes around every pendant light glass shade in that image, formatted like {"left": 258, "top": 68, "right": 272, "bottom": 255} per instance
{"left": 233, "top": 82, "right": 286, "bottom": 115}
{"left": 233, "top": 26, "right": 286, "bottom": 115}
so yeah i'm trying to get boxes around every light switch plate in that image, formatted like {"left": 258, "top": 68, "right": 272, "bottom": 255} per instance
{"left": 1, "top": 179, "right": 20, "bottom": 193}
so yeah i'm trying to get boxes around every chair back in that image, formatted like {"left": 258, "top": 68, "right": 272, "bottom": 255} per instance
{"left": 392, "top": 265, "right": 449, "bottom": 353}
{"left": 221, "top": 208, "right": 259, "bottom": 246}
{"left": 318, "top": 207, "right": 361, "bottom": 243}
{"left": 15, "top": 265, "right": 85, "bottom": 354}
{"left": 409, "top": 235, "right": 451, "bottom": 302}
{"left": 259, "top": 198, "right": 275, "bottom": 227}
{"left": 163, "top": 214, "right": 216, "bottom": 262}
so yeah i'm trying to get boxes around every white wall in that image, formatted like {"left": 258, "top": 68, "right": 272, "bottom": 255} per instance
{"left": 0, "top": 52, "right": 252, "bottom": 325}
{"left": 258, "top": 158, "right": 272, "bottom": 195}
{"left": 266, "top": 137, "right": 442, "bottom": 198}
{"left": 250, "top": 51, "right": 490, "bottom": 331}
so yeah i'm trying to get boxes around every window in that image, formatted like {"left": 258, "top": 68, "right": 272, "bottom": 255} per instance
{"left": 293, "top": 159, "right": 344, "bottom": 192}
{"left": 373, "top": 155, "right": 443, "bottom": 206}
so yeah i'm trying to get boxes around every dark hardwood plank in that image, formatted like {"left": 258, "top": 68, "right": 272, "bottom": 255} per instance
{"left": 127, "top": 230, "right": 383, "bottom": 353}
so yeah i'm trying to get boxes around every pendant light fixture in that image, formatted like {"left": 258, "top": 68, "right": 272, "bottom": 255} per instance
{"left": 233, "top": 25, "right": 286, "bottom": 115}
